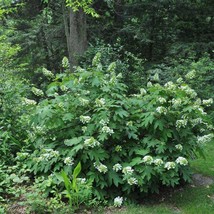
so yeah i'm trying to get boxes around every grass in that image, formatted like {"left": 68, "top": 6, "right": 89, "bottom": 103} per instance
{"left": 109, "top": 141, "right": 214, "bottom": 214}
{"left": 191, "top": 142, "right": 214, "bottom": 177}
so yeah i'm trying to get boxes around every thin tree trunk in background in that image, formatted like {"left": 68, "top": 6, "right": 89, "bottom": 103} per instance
{"left": 62, "top": 3, "right": 87, "bottom": 71}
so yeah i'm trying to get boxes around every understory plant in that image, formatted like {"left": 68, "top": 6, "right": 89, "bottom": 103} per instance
{"left": 56, "top": 162, "right": 92, "bottom": 210}
{"left": 25, "top": 53, "right": 213, "bottom": 201}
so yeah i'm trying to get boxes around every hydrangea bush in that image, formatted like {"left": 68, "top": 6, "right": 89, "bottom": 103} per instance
{"left": 25, "top": 53, "right": 213, "bottom": 200}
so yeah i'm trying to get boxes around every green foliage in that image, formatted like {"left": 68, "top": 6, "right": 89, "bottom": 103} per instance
{"left": 92, "top": 0, "right": 214, "bottom": 61}
{"left": 0, "top": 71, "right": 31, "bottom": 163}
{"left": 56, "top": 162, "right": 92, "bottom": 210}
{"left": 152, "top": 54, "right": 214, "bottom": 120}
{"left": 19, "top": 188, "right": 69, "bottom": 214}
{"left": 80, "top": 40, "right": 146, "bottom": 93}
{"left": 0, "top": 32, "right": 33, "bottom": 163}
{"left": 66, "top": 0, "right": 99, "bottom": 17}
{"left": 0, "top": 163, "right": 29, "bottom": 202}
{"left": 26, "top": 54, "right": 213, "bottom": 200}
{"left": 0, "top": 35, "right": 20, "bottom": 69}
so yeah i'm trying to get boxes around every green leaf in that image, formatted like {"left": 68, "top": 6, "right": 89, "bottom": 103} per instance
{"left": 72, "top": 162, "right": 81, "bottom": 192}
{"left": 141, "top": 112, "right": 155, "bottom": 127}
{"left": 154, "top": 120, "right": 164, "bottom": 131}
{"left": 73, "top": 162, "right": 81, "bottom": 180}
{"left": 61, "top": 171, "right": 72, "bottom": 196}
{"left": 127, "top": 131, "right": 138, "bottom": 140}
{"left": 107, "top": 170, "right": 122, "bottom": 187}
{"left": 130, "top": 157, "right": 144, "bottom": 166}
{"left": 92, "top": 77, "right": 100, "bottom": 86}
{"left": 135, "top": 149, "right": 149, "bottom": 156}
{"left": 62, "top": 113, "right": 74, "bottom": 121}
{"left": 64, "top": 137, "right": 83, "bottom": 146}
{"left": 55, "top": 173, "right": 64, "bottom": 182}
{"left": 115, "top": 109, "right": 129, "bottom": 118}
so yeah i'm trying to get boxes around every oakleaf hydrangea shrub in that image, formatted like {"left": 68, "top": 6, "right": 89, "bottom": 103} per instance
{"left": 26, "top": 53, "right": 214, "bottom": 200}
{"left": 152, "top": 54, "right": 214, "bottom": 121}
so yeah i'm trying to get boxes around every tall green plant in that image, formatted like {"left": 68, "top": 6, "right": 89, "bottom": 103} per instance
{"left": 56, "top": 162, "right": 92, "bottom": 211}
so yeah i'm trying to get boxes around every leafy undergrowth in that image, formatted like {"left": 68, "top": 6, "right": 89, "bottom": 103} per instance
{"left": 98, "top": 141, "right": 214, "bottom": 214}
{"left": 2, "top": 142, "right": 214, "bottom": 214}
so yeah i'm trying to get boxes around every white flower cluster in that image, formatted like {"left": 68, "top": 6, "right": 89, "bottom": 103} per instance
{"left": 77, "top": 178, "right": 86, "bottom": 184}
{"left": 110, "top": 75, "right": 117, "bottom": 84}
{"left": 113, "top": 163, "right": 122, "bottom": 172}
{"left": 127, "top": 177, "right": 138, "bottom": 185}
{"left": 117, "top": 73, "right": 122, "bottom": 78}
{"left": 147, "top": 81, "right": 153, "bottom": 87}
{"left": 60, "top": 85, "right": 68, "bottom": 92}
{"left": 114, "top": 196, "right": 123, "bottom": 207}
{"left": 176, "top": 77, "right": 183, "bottom": 84}
{"left": 80, "top": 115, "right": 91, "bottom": 124}
{"left": 122, "top": 166, "right": 134, "bottom": 175}
{"left": 22, "top": 98, "right": 37, "bottom": 106}
{"left": 62, "top": 56, "right": 69, "bottom": 68}
{"left": 153, "top": 158, "right": 164, "bottom": 166}
{"left": 84, "top": 137, "right": 100, "bottom": 148}
{"left": 37, "top": 149, "right": 59, "bottom": 162}
{"left": 115, "top": 145, "right": 122, "bottom": 152}
{"left": 132, "top": 93, "right": 141, "bottom": 98}
{"left": 153, "top": 73, "right": 160, "bottom": 82}
{"left": 175, "top": 157, "right": 188, "bottom": 166}
{"left": 191, "top": 118, "right": 202, "bottom": 126}
{"left": 94, "top": 162, "right": 108, "bottom": 174}
{"left": 142, "top": 155, "right": 153, "bottom": 164}
{"left": 92, "top": 52, "right": 101, "bottom": 67}
{"left": 164, "top": 162, "right": 176, "bottom": 170}
{"left": 175, "top": 144, "right": 183, "bottom": 151}
{"left": 44, "top": 149, "right": 59, "bottom": 156}
{"left": 185, "top": 70, "right": 196, "bottom": 79}
{"left": 32, "top": 87, "right": 44, "bottom": 97}
{"left": 53, "top": 92, "right": 59, "bottom": 97}
{"left": 198, "top": 107, "right": 207, "bottom": 115}
{"left": 126, "top": 121, "right": 133, "bottom": 127}
{"left": 140, "top": 88, "right": 147, "bottom": 95}
{"left": 16, "top": 152, "right": 29, "bottom": 160}
{"left": 79, "top": 98, "right": 89, "bottom": 106}
{"left": 156, "top": 106, "right": 167, "bottom": 115}
{"left": 195, "top": 98, "right": 202, "bottom": 105}
{"left": 58, "top": 102, "right": 64, "bottom": 109}
{"left": 82, "top": 126, "right": 87, "bottom": 133}
{"left": 95, "top": 98, "right": 106, "bottom": 107}
{"left": 42, "top": 67, "right": 54, "bottom": 78}
{"left": 107, "top": 62, "right": 116, "bottom": 73}
{"left": 207, "top": 124, "right": 214, "bottom": 131}
{"left": 64, "top": 157, "right": 74, "bottom": 166}
{"left": 202, "top": 98, "right": 213, "bottom": 107}
{"left": 164, "top": 81, "right": 176, "bottom": 90}
{"left": 33, "top": 126, "right": 46, "bottom": 135}
{"left": 197, "top": 134, "right": 214, "bottom": 144}
{"left": 200, "top": 128, "right": 206, "bottom": 133}
{"left": 176, "top": 119, "right": 188, "bottom": 128}
{"left": 82, "top": 90, "right": 90, "bottom": 95}
{"left": 180, "top": 85, "right": 197, "bottom": 98}
{"left": 101, "top": 126, "right": 114, "bottom": 135}
{"left": 171, "top": 98, "right": 182, "bottom": 108}
{"left": 99, "top": 119, "right": 109, "bottom": 126}
{"left": 158, "top": 97, "right": 167, "bottom": 104}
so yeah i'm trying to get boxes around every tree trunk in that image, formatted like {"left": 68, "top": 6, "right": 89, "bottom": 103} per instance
{"left": 62, "top": 3, "right": 87, "bottom": 71}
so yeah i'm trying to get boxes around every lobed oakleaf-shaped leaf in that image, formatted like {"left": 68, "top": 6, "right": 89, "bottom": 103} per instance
{"left": 64, "top": 137, "right": 83, "bottom": 146}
